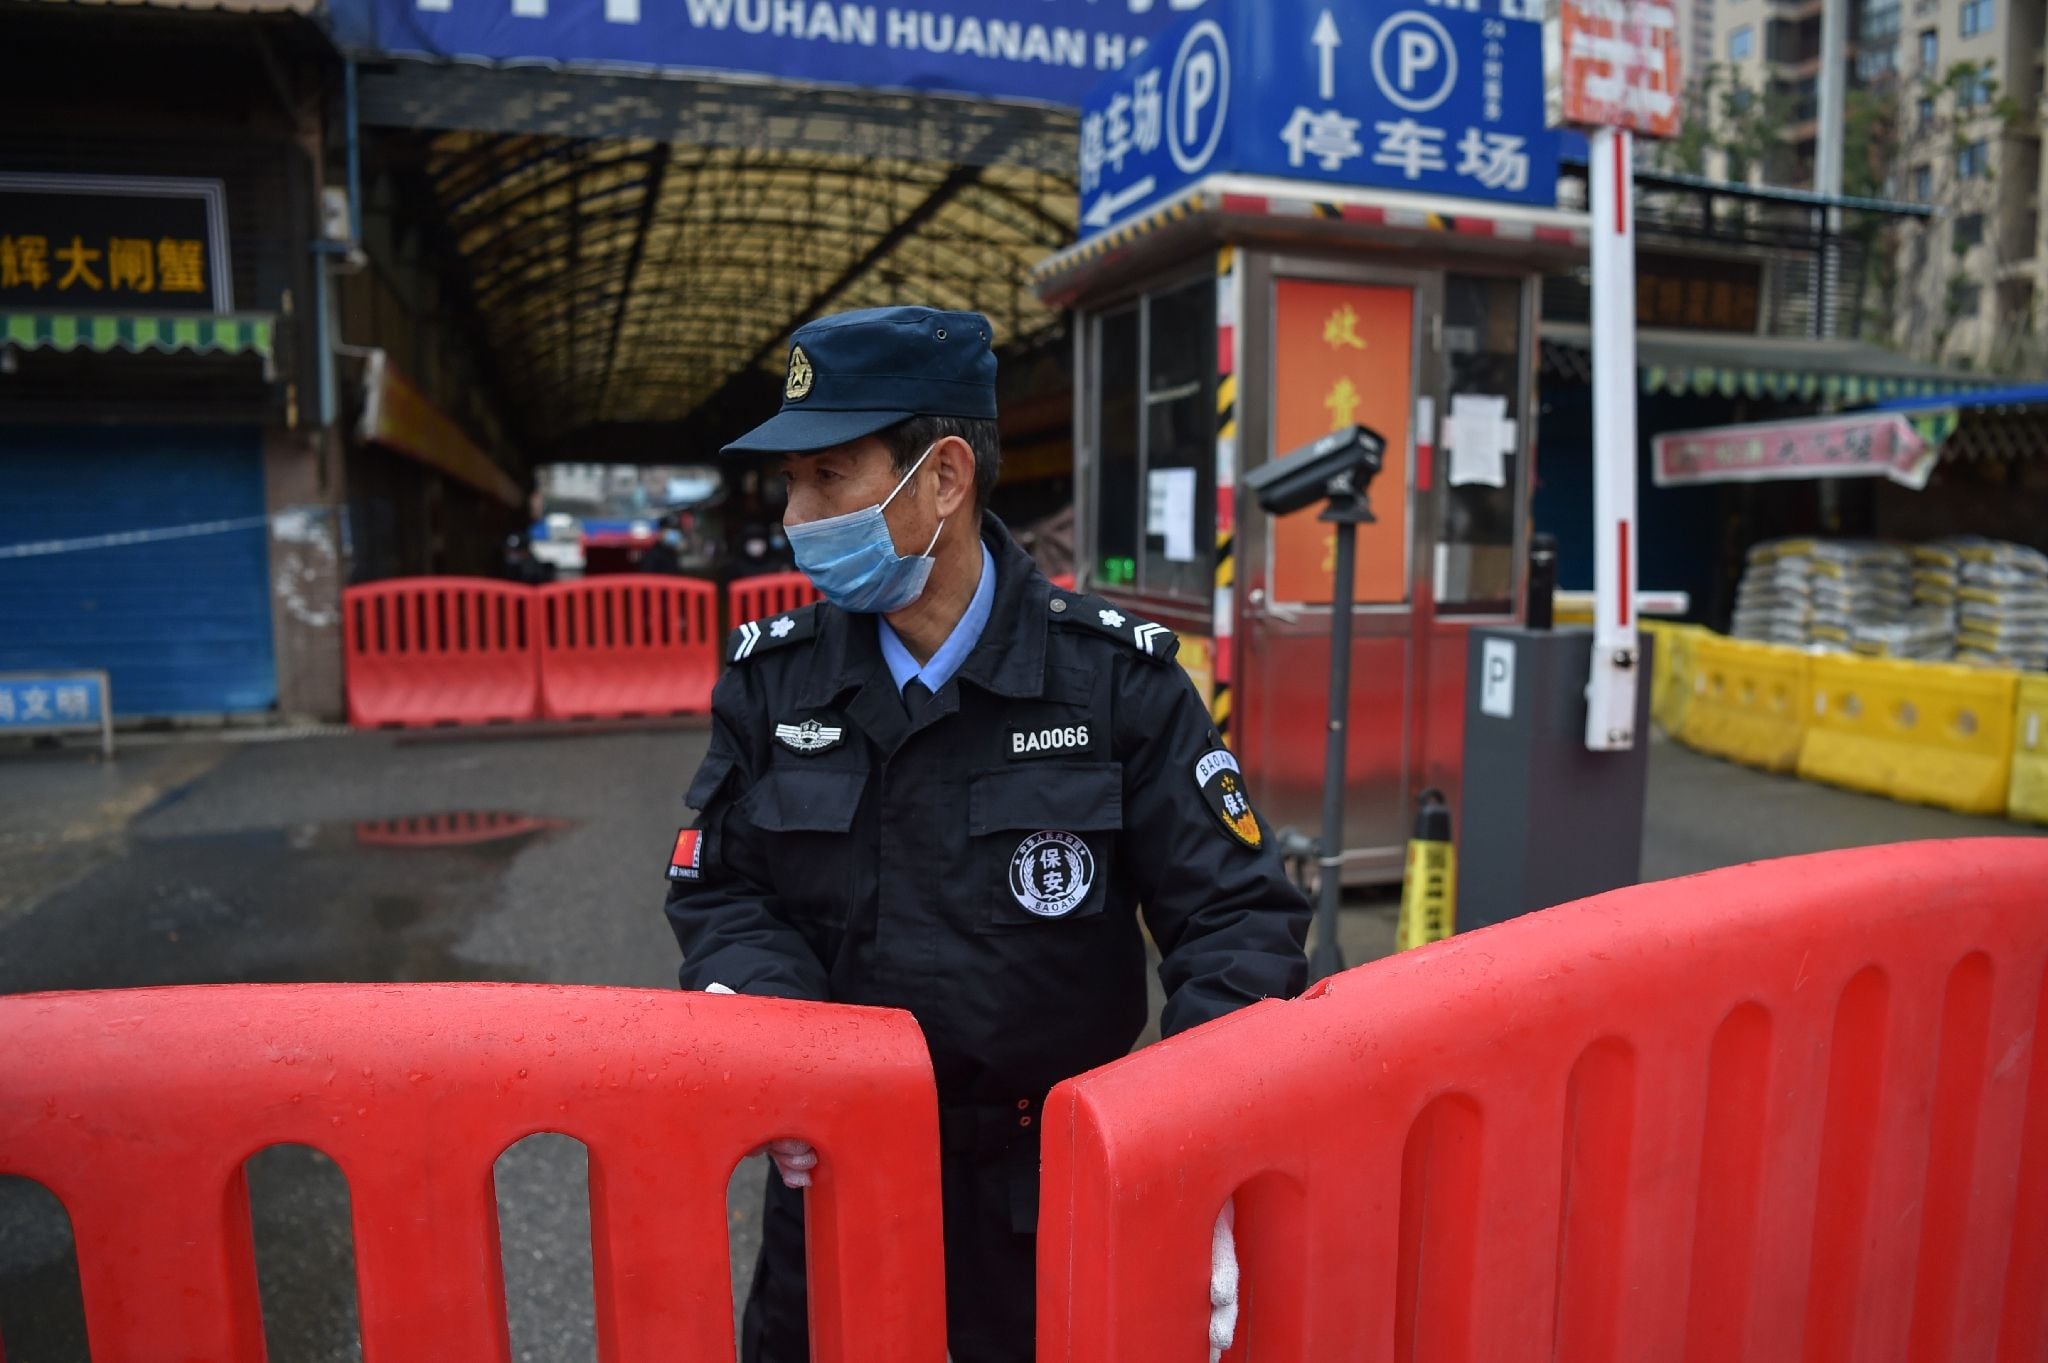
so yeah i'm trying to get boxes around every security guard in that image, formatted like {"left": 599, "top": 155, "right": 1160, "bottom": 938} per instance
{"left": 663, "top": 306, "right": 1308, "bottom": 1363}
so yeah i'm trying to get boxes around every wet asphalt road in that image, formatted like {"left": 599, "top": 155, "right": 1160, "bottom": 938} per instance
{"left": 0, "top": 724, "right": 2037, "bottom": 1360}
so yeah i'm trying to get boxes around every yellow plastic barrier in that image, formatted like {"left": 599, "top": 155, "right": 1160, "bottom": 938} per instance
{"left": 1799, "top": 655, "right": 2019, "bottom": 815}
{"left": 1678, "top": 635, "right": 1811, "bottom": 772}
{"left": 2008, "top": 675, "right": 2048, "bottom": 825}
{"left": 1642, "top": 621, "right": 1704, "bottom": 736}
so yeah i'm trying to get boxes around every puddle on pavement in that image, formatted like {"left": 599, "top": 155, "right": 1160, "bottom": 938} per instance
{"left": 0, "top": 812, "right": 570, "bottom": 996}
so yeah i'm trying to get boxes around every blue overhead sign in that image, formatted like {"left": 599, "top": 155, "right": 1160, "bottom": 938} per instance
{"left": 333, "top": 0, "right": 1214, "bottom": 108}
{"left": 1078, "top": 0, "right": 1561, "bottom": 235}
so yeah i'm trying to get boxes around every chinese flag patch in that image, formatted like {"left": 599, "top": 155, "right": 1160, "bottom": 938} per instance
{"left": 667, "top": 827, "right": 705, "bottom": 881}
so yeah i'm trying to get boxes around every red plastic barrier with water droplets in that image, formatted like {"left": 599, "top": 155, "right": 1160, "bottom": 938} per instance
{"left": 0, "top": 984, "right": 945, "bottom": 1363}
{"left": 1039, "top": 838, "right": 2048, "bottom": 1363}
{"left": 343, "top": 578, "right": 540, "bottom": 728}
{"left": 728, "top": 572, "right": 821, "bottom": 633}
{"left": 536, "top": 577, "right": 719, "bottom": 720}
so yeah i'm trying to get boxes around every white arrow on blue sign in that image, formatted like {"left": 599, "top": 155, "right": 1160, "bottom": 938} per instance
{"left": 1078, "top": 0, "right": 1563, "bottom": 239}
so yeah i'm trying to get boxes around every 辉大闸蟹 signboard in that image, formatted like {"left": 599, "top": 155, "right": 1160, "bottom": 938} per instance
{"left": 0, "top": 175, "right": 231, "bottom": 313}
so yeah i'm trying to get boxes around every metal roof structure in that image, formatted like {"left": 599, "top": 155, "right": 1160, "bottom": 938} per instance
{"left": 372, "top": 72, "right": 1080, "bottom": 457}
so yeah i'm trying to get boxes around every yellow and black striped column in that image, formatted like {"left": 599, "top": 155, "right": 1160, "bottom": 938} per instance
{"left": 1212, "top": 244, "right": 1239, "bottom": 738}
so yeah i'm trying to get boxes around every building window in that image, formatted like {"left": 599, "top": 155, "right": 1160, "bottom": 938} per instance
{"left": 1954, "top": 213, "right": 1985, "bottom": 249}
{"left": 1856, "top": 47, "right": 1898, "bottom": 81}
{"left": 1958, "top": 139, "right": 1989, "bottom": 178}
{"left": 1729, "top": 24, "right": 1754, "bottom": 60}
{"left": 1950, "top": 281, "right": 1983, "bottom": 318}
{"left": 1912, "top": 163, "right": 1933, "bottom": 200}
{"left": 1086, "top": 275, "right": 1217, "bottom": 603}
{"left": 1917, "top": 97, "right": 1936, "bottom": 132}
{"left": 1919, "top": 28, "right": 1938, "bottom": 70}
{"left": 1960, "top": 0, "right": 1993, "bottom": 37}
{"left": 1861, "top": 0, "right": 1901, "bottom": 41}
{"left": 1960, "top": 68, "right": 1994, "bottom": 111}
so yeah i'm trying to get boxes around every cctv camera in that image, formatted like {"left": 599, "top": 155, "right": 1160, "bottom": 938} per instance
{"left": 1244, "top": 424, "right": 1387, "bottom": 518}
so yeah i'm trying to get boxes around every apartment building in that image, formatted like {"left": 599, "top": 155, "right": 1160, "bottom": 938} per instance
{"left": 1706, "top": 0, "right": 2046, "bottom": 371}
{"left": 1891, "top": 0, "right": 2046, "bottom": 371}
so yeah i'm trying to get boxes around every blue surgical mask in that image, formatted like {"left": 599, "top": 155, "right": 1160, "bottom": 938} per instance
{"left": 785, "top": 445, "right": 943, "bottom": 614}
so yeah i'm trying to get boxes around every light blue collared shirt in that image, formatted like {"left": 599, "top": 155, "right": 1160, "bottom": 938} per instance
{"left": 879, "top": 544, "right": 996, "bottom": 697}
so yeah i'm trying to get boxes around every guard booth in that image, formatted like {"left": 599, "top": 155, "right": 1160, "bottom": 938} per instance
{"left": 1031, "top": 0, "right": 1593, "bottom": 882}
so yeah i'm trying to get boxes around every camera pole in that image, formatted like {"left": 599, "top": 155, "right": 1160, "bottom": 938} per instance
{"left": 1310, "top": 472, "right": 1372, "bottom": 982}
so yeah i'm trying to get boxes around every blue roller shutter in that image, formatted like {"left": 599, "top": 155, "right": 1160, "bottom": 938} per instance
{"left": 0, "top": 426, "right": 277, "bottom": 716}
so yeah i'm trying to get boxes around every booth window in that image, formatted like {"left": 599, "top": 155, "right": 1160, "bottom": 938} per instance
{"left": 1094, "top": 305, "right": 1143, "bottom": 587}
{"left": 1087, "top": 277, "right": 1216, "bottom": 602}
{"left": 1435, "top": 274, "right": 1526, "bottom": 615}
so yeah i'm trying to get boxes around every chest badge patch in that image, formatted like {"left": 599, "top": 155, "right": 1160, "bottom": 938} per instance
{"left": 667, "top": 827, "right": 706, "bottom": 881}
{"left": 1009, "top": 831, "right": 1096, "bottom": 918}
{"left": 1008, "top": 723, "right": 1093, "bottom": 759}
{"left": 1195, "top": 749, "right": 1263, "bottom": 850}
{"left": 775, "top": 718, "right": 845, "bottom": 755}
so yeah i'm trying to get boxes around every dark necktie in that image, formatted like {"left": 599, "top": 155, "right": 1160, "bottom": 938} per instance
{"left": 902, "top": 679, "right": 934, "bottom": 720}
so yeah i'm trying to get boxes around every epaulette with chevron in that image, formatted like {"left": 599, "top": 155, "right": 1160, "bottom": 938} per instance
{"left": 728, "top": 602, "right": 822, "bottom": 664}
{"left": 1047, "top": 590, "right": 1179, "bottom": 663}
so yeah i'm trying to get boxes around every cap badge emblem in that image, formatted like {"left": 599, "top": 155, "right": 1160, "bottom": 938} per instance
{"left": 785, "top": 345, "right": 815, "bottom": 402}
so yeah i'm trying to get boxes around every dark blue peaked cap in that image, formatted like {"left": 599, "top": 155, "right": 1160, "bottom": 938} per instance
{"left": 721, "top": 306, "right": 1000, "bottom": 457}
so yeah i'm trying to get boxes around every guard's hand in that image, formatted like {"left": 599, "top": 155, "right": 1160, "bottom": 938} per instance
{"left": 1209, "top": 1198, "right": 1238, "bottom": 1363}
{"left": 761, "top": 1138, "right": 818, "bottom": 1190}
{"left": 701, "top": 987, "right": 817, "bottom": 1188}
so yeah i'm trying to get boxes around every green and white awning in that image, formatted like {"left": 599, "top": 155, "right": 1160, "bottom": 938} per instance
{"left": 1, "top": 310, "right": 275, "bottom": 360}
{"left": 1639, "top": 366, "right": 1978, "bottom": 403}
{"left": 1541, "top": 323, "right": 1998, "bottom": 404}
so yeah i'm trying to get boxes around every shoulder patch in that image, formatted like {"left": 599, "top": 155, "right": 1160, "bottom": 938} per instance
{"left": 1048, "top": 591, "right": 1179, "bottom": 664}
{"left": 728, "top": 602, "right": 822, "bottom": 664}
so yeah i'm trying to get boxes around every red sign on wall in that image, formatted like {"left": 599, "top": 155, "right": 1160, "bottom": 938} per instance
{"left": 1547, "top": 0, "right": 1684, "bottom": 137}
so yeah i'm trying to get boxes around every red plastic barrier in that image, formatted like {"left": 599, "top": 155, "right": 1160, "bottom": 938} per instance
{"left": 0, "top": 984, "right": 945, "bottom": 1363}
{"left": 728, "top": 571, "right": 820, "bottom": 632}
{"left": 537, "top": 577, "right": 719, "bottom": 720}
{"left": 343, "top": 578, "right": 539, "bottom": 728}
{"left": 1040, "top": 839, "right": 2048, "bottom": 1363}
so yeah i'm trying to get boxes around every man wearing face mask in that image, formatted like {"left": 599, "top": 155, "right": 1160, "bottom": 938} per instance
{"left": 662, "top": 306, "right": 1308, "bottom": 1363}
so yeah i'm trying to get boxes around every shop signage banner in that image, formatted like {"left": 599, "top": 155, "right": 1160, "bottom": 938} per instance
{"left": 1636, "top": 251, "right": 1760, "bottom": 331}
{"left": 358, "top": 352, "right": 525, "bottom": 508}
{"left": 1269, "top": 278, "right": 1412, "bottom": 606}
{"left": 334, "top": 0, "right": 1210, "bottom": 107}
{"left": 1544, "top": 0, "right": 1681, "bottom": 137}
{"left": 1653, "top": 412, "right": 1938, "bottom": 491}
{"left": 0, "top": 174, "right": 232, "bottom": 314}
{"left": 1078, "top": 0, "right": 1559, "bottom": 236}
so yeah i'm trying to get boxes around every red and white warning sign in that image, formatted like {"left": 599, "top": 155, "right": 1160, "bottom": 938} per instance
{"left": 1546, "top": 0, "right": 1683, "bottom": 137}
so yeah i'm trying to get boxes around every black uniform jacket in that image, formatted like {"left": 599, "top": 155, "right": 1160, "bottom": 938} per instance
{"left": 664, "top": 515, "right": 1309, "bottom": 1108}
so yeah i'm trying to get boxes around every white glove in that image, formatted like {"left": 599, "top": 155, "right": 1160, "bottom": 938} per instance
{"left": 762, "top": 1137, "right": 818, "bottom": 1190}
{"left": 701, "top": 986, "right": 818, "bottom": 1189}
{"left": 1209, "top": 1199, "right": 1238, "bottom": 1363}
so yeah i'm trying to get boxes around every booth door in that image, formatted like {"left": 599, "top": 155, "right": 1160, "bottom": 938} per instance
{"left": 1239, "top": 264, "right": 1441, "bottom": 880}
